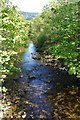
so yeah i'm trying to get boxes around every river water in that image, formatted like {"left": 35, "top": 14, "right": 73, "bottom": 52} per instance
{"left": 21, "top": 41, "right": 54, "bottom": 118}
{"left": 20, "top": 41, "right": 74, "bottom": 119}
{"left": 3, "top": 41, "right": 79, "bottom": 119}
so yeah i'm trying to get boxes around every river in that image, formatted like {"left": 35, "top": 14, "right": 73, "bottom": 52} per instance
{"left": 2, "top": 41, "right": 79, "bottom": 119}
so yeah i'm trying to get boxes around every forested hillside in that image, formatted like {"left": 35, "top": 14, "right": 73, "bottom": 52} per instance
{"left": 29, "top": 0, "right": 80, "bottom": 78}
{"left": 20, "top": 11, "right": 39, "bottom": 20}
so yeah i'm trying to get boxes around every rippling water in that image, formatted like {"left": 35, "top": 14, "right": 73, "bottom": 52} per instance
{"left": 3, "top": 41, "right": 79, "bottom": 119}
{"left": 21, "top": 41, "right": 55, "bottom": 118}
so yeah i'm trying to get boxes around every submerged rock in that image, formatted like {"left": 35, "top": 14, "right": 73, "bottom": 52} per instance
{"left": 32, "top": 53, "right": 41, "bottom": 60}
{"left": 28, "top": 74, "right": 37, "bottom": 80}
{"left": 32, "top": 54, "right": 37, "bottom": 59}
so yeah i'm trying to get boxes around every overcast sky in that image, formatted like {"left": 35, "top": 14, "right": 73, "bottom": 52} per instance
{"left": 10, "top": 0, "right": 50, "bottom": 13}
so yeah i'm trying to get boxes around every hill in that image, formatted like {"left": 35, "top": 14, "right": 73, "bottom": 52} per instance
{"left": 20, "top": 11, "right": 39, "bottom": 20}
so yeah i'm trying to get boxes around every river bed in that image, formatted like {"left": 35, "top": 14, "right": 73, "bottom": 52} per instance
{"left": 2, "top": 42, "right": 80, "bottom": 119}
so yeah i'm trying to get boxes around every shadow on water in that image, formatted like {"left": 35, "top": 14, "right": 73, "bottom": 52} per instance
{"left": 2, "top": 41, "right": 80, "bottom": 119}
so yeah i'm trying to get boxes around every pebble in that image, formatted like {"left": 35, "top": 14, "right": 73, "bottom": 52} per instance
{"left": 22, "top": 112, "right": 26, "bottom": 118}
{"left": 20, "top": 75, "right": 23, "bottom": 78}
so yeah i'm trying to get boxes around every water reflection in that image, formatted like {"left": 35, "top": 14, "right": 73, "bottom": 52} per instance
{"left": 3, "top": 41, "right": 79, "bottom": 119}
{"left": 22, "top": 41, "right": 36, "bottom": 62}
{"left": 27, "top": 80, "right": 53, "bottom": 118}
{"left": 21, "top": 41, "right": 54, "bottom": 118}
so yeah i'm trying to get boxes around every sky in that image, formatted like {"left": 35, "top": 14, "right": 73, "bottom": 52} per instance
{"left": 10, "top": 0, "right": 50, "bottom": 13}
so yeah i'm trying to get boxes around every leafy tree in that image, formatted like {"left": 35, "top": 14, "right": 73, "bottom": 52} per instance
{"left": 0, "top": 0, "right": 29, "bottom": 82}
{"left": 30, "top": 0, "right": 80, "bottom": 78}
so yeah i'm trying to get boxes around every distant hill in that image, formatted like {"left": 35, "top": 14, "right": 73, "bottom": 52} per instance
{"left": 20, "top": 11, "right": 39, "bottom": 20}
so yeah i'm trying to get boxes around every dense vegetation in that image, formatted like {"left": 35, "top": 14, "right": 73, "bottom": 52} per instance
{"left": 0, "top": 0, "right": 80, "bottom": 87}
{"left": 30, "top": 0, "right": 80, "bottom": 78}
{"left": 0, "top": 0, "right": 30, "bottom": 83}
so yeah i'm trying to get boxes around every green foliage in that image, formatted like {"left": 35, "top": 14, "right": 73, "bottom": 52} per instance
{"left": 37, "top": 32, "right": 47, "bottom": 49}
{"left": 1, "top": 0, "right": 79, "bottom": 81}
{"left": 0, "top": 0, "right": 29, "bottom": 81}
{"left": 30, "top": 1, "right": 80, "bottom": 78}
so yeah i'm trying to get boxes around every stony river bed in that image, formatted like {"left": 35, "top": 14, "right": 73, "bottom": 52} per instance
{"left": 1, "top": 42, "right": 80, "bottom": 119}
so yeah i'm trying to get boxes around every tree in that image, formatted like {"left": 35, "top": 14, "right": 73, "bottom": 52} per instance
{"left": 0, "top": 0, "right": 29, "bottom": 82}
{"left": 30, "top": 0, "right": 80, "bottom": 78}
